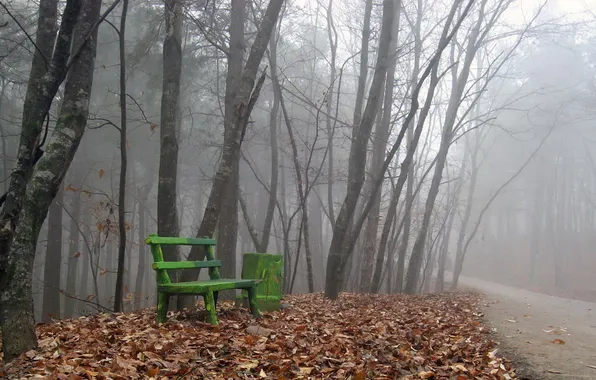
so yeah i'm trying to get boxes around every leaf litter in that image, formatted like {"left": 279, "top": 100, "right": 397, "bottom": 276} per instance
{"left": 1, "top": 292, "right": 516, "bottom": 379}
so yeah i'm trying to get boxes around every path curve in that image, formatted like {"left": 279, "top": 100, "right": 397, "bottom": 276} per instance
{"left": 456, "top": 275, "right": 596, "bottom": 379}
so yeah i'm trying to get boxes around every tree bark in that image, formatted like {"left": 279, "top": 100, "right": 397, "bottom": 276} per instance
{"left": 135, "top": 183, "right": 152, "bottom": 309}
{"left": 257, "top": 25, "right": 280, "bottom": 253}
{"left": 352, "top": 0, "right": 373, "bottom": 129}
{"left": 0, "top": 0, "right": 82, "bottom": 236}
{"left": 325, "top": 0, "right": 339, "bottom": 226}
{"left": 216, "top": 0, "right": 245, "bottom": 288}
{"left": 114, "top": 0, "right": 129, "bottom": 313}
{"left": 0, "top": 0, "right": 100, "bottom": 359}
{"left": 104, "top": 236, "right": 114, "bottom": 305}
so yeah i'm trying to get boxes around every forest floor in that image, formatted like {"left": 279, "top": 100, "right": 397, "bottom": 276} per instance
{"left": 457, "top": 275, "right": 596, "bottom": 380}
{"left": 0, "top": 292, "right": 516, "bottom": 379}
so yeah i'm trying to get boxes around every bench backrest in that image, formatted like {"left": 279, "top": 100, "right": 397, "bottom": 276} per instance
{"left": 145, "top": 234, "right": 221, "bottom": 285}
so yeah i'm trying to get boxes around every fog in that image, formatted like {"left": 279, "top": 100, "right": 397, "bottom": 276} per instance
{"left": 1, "top": 0, "right": 595, "bottom": 324}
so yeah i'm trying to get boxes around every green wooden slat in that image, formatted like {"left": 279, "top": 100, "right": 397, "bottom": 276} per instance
{"left": 206, "top": 244, "right": 221, "bottom": 280}
{"left": 158, "top": 279, "right": 258, "bottom": 294}
{"left": 145, "top": 235, "right": 217, "bottom": 246}
{"left": 152, "top": 260, "right": 222, "bottom": 270}
{"left": 149, "top": 243, "right": 171, "bottom": 285}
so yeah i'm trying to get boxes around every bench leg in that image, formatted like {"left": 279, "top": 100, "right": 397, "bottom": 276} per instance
{"left": 156, "top": 293, "right": 170, "bottom": 324}
{"left": 247, "top": 286, "right": 261, "bottom": 319}
{"left": 204, "top": 291, "right": 218, "bottom": 325}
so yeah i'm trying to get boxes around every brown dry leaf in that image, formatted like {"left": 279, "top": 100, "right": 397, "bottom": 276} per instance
{"left": 238, "top": 360, "right": 259, "bottom": 369}
{"left": 552, "top": 339, "right": 566, "bottom": 344}
{"left": 299, "top": 367, "right": 314, "bottom": 375}
{"left": 147, "top": 367, "right": 159, "bottom": 376}
{"left": 419, "top": 370, "right": 435, "bottom": 378}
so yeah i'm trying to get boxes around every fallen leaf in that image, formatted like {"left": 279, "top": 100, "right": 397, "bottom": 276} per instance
{"left": 238, "top": 360, "right": 258, "bottom": 369}
{"left": 552, "top": 339, "right": 565, "bottom": 345}
{"left": 419, "top": 370, "right": 435, "bottom": 378}
{"left": 246, "top": 325, "right": 272, "bottom": 337}
{"left": 299, "top": 367, "right": 313, "bottom": 375}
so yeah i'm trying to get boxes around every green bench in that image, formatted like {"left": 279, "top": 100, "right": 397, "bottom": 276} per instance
{"left": 145, "top": 234, "right": 261, "bottom": 324}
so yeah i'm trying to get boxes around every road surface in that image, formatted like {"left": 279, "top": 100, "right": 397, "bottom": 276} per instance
{"left": 456, "top": 275, "right": 596, "bottom": 379}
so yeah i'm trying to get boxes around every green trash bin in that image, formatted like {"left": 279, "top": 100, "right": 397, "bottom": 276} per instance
{"left": 239, "top": 253, "right": 283, "bottom": 312}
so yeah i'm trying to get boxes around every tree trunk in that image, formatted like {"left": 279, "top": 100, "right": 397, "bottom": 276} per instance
{"left": 42, "top": 188, "right": 63, "bottom": 321}
{"left": 135, "top": 184, "right": 152, "bottom": 309}
{"left": 325, "top": 0, "right": 339, "bottom": 226}
{"left": 257, "top": 25, "right": 279, "bottom": 253}
{"left": 80, "top": 207, "right": 90, "bottom": 310}
{"left": 104, "top": 237, "right": 114, "bottom": 306}
{"left": 0, "top": 0, "right": 100, "bottom": 359}
{"left": 114, "top": 0, "right": 129, "bottom": 312}
{"left": 216, "top": 0, "right": 245, "bottom": 292}
{"left": 352, "top": 0, "right": 373, "bottom": 128}
{"left": 157, "top": 0, "right": 183, "bottom": 270}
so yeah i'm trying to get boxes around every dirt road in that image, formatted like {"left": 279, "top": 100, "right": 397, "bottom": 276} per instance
{"left": 456, "top": 275, "right": 596, "bottom": 379}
